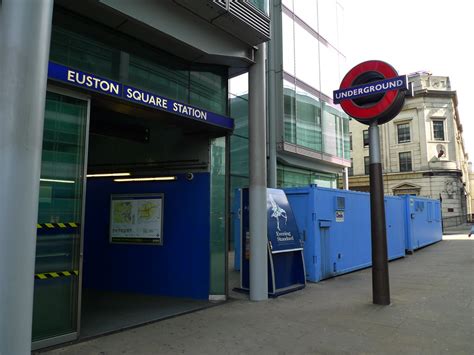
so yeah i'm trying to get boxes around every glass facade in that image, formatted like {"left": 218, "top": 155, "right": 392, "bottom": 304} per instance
{"left": 50, "top": 16, "right": 228, "bottom": 115}
{"left": 33, "top": 91, "right": 88, "bottom": 341}
{"left": 229, "top": 75, "right": 250, "bottom": 250}
{"left": 210, "top": 137, "right": 227, "bottom": 295}
{"left": 281, "top": 1, "right": 350, "bottom": 161}
{"left": 248, "top": 0, "right": 269, "bottom": 14}
{"left": 278, "top": 165, "right": 337, "bottom": 188}
{"left": 33, "top": 10, "right": 232, "bottom": 343}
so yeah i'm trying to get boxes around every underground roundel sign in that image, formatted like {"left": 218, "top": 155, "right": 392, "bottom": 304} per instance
{"left": 333, "top": 60, "right": 409, "bottom": 125}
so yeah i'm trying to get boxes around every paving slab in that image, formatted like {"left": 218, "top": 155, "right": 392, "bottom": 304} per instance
{"left": 38, "top": 234, "right": 473, "bottom": 355}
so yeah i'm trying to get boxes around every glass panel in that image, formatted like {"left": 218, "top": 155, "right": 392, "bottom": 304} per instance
{"left": 348, "top": 158, "right": 354, "bottom": 176}
{"left": 320, "top": 44, "right": 340, "bottom": 97}
{"left": 229, "top": 93, "right": 249, "bottom": 139}
{"left": 210, "top": 137, "right": 226, "bottom": 295}
{"left": 433, "top": 120, "right": 445, "bottom": 140}
{"left": 363, "top": 130, "right": 369, "bottom": 147}
{"left": 229, "top": 73, "right": 249, "bottom": 98}
{"left": 230, "top": 136, "right": 249, "bottom": 177}
{"left": 50, "top": 27, "right": 120, "bottom": 80}
{"left": 33, "top": 91, "right": 88, "bottom": 341}
{"left": 294, "top": 22, "right": 319, "bottom": 89}
{"left": 128, "top": 55, "right": 189, "bottom": 104}
{"left": 364, "top": 156, "right": 370, "bottom": 175}
{"left": 282, "top": 0, "right": 293, "bottom": 10}
{"left": 397, "top": 123, "right": 410, "bottom": 143}
{"left": 50, "top": 23, "right": 228, "bottom": 116}
{"left": 190, "top": 69, "right": 227, "bottom": 115}
{"left": 295, "top": 87, "right": 321, "bottom": 151}
{"left": 282, "top": 13, "right": 295, "bottom": 76}
{"left": 294, "top": 0, "right": 318, "bottom": 30}
{"left": 248, "top": 0, "right": 269, "bottom": 14}
{"left": 399, "top": 152, "right": 412, "bottom": 172}
{"left": 322, "top": 105, "right": 337, "bottom": 156}
{"left": 343, "top": 117, "right": 350, "bottom": 159}
{"left": 318, "top": 0, "right": 338, "bottom": 45}
{"left": 278, "top": 165, "right": 336, "bottom": 188}
{"left": 283, "top": 80, "right": 297, "bottom": 144}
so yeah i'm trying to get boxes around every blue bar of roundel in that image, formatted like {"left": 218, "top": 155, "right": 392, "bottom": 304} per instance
{"left": 333, "top": 75, "right": 407, "bottom": 104}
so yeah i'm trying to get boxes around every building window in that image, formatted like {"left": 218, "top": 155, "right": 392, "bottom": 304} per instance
{"left": 349, "top": 133, "right": 353, "bottom": 151}
{"left": 397, "top": 123, "right": 410, "bottom": 143}
{"left": 364, "top": 156, "right": 370, "bottom": 175}
{"left": 433, "top": 120, "right": 445, "bottom": 140}
{"left": 348, "top": 158, "right": 354, "bottom": 176}
{"left": 363, "top": 130, "right": 369, "bottom": 147}
{"left": 399, "top": 152, "right": 412, "bottom": 172}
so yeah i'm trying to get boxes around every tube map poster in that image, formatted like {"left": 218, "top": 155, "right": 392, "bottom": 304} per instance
{"left": 110, "top": 194, "right": 163, "bottom": 245}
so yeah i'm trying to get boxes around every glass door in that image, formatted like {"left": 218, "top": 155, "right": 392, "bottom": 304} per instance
{"left": 32, "top": 89, "right": 89, "bottom": 348}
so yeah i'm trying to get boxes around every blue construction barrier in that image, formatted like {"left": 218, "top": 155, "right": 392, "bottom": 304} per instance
{"left": 403, "top": 195, "right": 442, "bottom": 252}
{"left": 233, "top": 185, "right": 443, "bottom": 282}
{"left": 284, "top": 185, "right": 405, "bottom": 282}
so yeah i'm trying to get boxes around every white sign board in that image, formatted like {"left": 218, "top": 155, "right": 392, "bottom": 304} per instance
{"left": 110, "top": 193, "right": 163, "bottom": 245}
{"left": 335, "top": 210, "right": 344, "bottom": 222}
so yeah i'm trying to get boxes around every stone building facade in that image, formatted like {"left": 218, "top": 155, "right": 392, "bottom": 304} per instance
{"left": 347, "top": 72, "right": 471, "bottom": 224}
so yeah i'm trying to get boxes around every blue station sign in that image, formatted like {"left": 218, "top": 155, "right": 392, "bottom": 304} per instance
{"left": 47, "top": 62, "right": 234, "bottom": 130}
{"left": 333, "top": 75, "right": 408, "bottom": 104}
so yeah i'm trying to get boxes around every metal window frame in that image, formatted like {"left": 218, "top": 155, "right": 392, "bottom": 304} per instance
{"left": 399, "top": 151, "right": 412, "bottom": 172}
{"left": 32, "top": 84, "right": 91, "bottom": 350}
{"left": 432, "top": 119, "right": 445, "bottom": 141}
{"left": 397, "top": 122, "right": 411, "bottom": 143}
{"left": 363, "top": 130, "right": 369, "bottom": 147}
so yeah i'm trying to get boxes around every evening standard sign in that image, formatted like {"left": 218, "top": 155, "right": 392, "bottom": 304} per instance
{"left": 333, "top": 76, "right": 408, "bottom": 104}
{"left": 48, "top": 61, "right": 233, "bottom": 130}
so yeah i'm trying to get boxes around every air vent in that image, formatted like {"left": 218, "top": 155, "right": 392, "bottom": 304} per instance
{"left": 229, "top": 1, "right": 270, "bottom": 39}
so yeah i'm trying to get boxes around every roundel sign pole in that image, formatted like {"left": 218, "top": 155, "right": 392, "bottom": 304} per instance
{"left": 334, "top": 60, "right": 409, "bottom": 306}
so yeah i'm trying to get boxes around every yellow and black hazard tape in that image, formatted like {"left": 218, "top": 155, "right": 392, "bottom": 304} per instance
{"left": 35, "top": 270, "right": 79, "bottom": 280}
{"left": 37, "top": 222, "right": 79, "bottom": 229}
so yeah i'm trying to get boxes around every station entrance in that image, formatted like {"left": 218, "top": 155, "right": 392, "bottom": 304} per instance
{"left": 32, "top": 87, "right": 229, "bottom": 349}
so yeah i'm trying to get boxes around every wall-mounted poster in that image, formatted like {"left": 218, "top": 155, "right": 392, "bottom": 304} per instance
{"left": 110, "top": 193, "right": 163, "bottom": 245}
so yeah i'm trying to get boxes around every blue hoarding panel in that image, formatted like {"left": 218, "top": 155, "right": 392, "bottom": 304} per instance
{"left": 83, "top": 173, "right": 211, "bottom": 299}
{"left": 285, "top": 185, "right": 406, "bottom": 282}
{"left": 403, "top": 196, "right": 442, "bottom": 252}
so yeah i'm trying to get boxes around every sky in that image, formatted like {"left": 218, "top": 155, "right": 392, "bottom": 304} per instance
{"left": 342, "top": 0, "right": 473, "bottom": 161}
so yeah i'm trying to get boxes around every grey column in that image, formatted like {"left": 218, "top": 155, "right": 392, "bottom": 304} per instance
{"left": 266, "top": 0, "right": 280, "bottom": 188}
{"left": 0, "top": 0, "right": 54, "bottom": 353}
{"left": 249, "top": 43, "right": 268, "bottom": 301}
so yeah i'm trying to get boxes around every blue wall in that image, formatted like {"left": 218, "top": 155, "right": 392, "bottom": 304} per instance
{"left": 83, "top": 173, "right": 210, "bottom": 299}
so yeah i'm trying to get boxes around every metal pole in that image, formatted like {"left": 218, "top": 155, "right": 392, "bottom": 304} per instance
{"left": 368, "top": 122, "right": 391, "bottom": 305}
{"left": 343, "top": 167, "right": 349, "bottom": 190}
{"left": 249, "top": 43, "right": 268, "bottom": 301}
{"left": 267, "top": 0, "right": 278, "bottom": 188}
{"left": 0, "top": 0, "right": 53, "bottom": 353}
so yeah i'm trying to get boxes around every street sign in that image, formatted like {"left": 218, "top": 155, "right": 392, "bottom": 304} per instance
{"left": 334, "top": 60, "right": 408, "bottom": 125}
{"left": 334, "top": 60, "right": 411, "bottom": 306}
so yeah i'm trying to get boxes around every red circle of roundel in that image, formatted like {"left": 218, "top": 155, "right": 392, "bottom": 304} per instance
{"left": 339, "top": 61, "right": 399, "bottom": 121}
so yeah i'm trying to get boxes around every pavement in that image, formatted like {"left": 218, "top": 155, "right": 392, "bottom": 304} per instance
{"left": 40, "top": 231, "right": 473, "bottom": 355}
